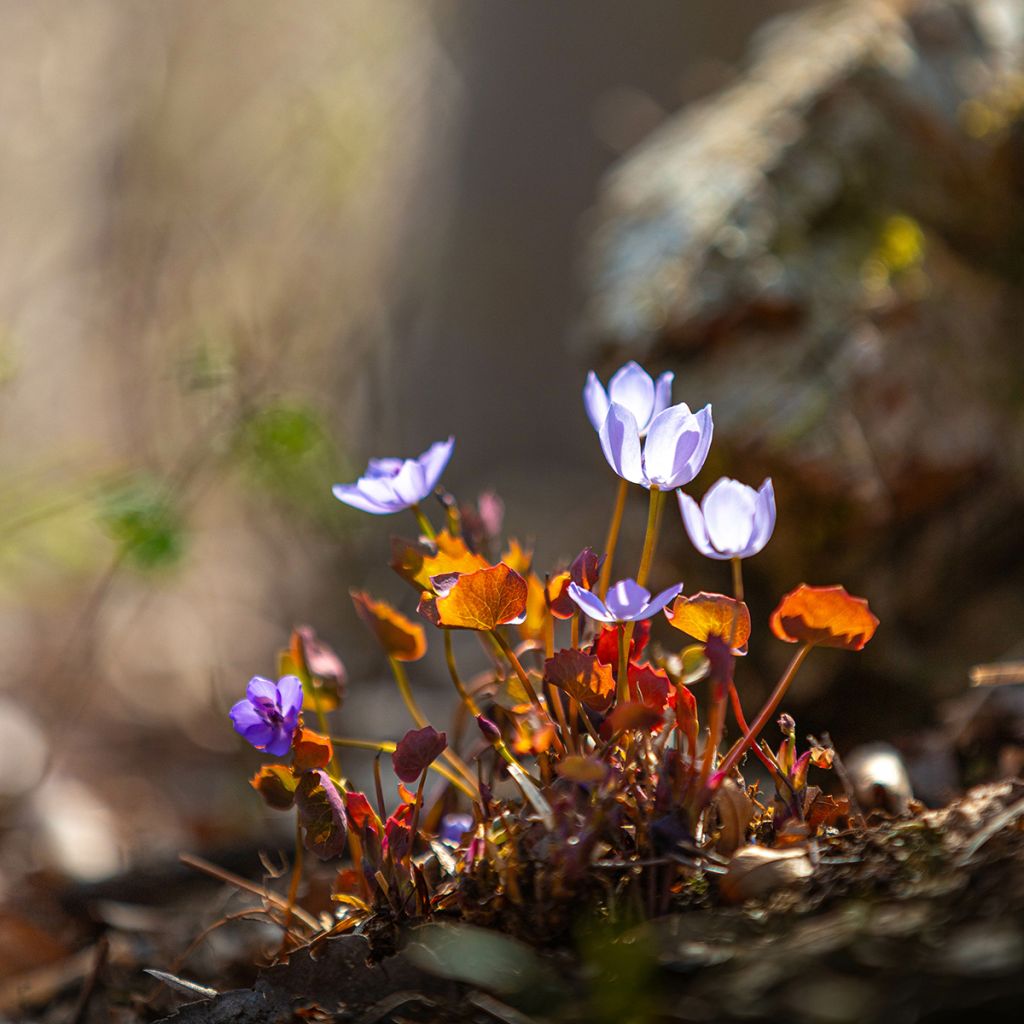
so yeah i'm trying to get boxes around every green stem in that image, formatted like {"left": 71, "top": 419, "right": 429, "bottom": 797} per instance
{"left": 598, "top": 478, "right": 630, "bottom": 599}
{"left": 636, "top": 487, "right": 666, "bottom": 588}
{"left": 489, "top": 630, "right": 565, "bottom": 755}
{"left": 410, "top": 502, "right": 437, "bottom": 541}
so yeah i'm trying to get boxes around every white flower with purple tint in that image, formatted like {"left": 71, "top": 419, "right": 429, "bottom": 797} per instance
{"left": 599, "top": 401, "right": 713, "bottom": 491}
{"left": 569, "top": 577, "right": 683, "bottom": 624}
{"left": 332, "top": 437, "right": 454, "bottom": 515}
{"left": 584, "top": 361, "right": 674, "bottom": 436}
{"left": 230, "top": 676, "right": 304, "bottom": 757}
{"left": 678, "top": 477, "right": 776, "bottom": 560}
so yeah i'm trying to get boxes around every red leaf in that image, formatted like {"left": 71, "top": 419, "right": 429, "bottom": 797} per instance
{"left": 543, "top": 649, "right": 616, "bottom": 712}
{"left": 392, "top": 725, "right": 448, "bottom": 783}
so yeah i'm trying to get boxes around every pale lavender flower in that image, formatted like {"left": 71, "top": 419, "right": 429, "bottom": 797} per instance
{"left": 569, "top": 577, "right": 683, "bottom": 624}
{"left": 678, "top": 477, "right": 776, "bottom": 560}
{"left": 230, "top": 675, "right": 304, "bottom": 756}
{"left": 439, "top": 813, "right": 475, "bottom": 845}
{"left": 599, "top": 401, "right": 713, "bottom": 490}
{"left": 332, "top": 437, "right": 454, "bottom": 515}
{"left": 584, "top": 361, "right": 674, "bottom": 435}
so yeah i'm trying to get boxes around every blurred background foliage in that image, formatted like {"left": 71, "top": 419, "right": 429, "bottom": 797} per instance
{"left": 3, "top": 0, "right": 1022, "bottom": 900}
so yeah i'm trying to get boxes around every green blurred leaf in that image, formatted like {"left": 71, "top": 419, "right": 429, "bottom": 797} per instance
{"left": 98, "top": 475, "right": 185, "bottom": 571}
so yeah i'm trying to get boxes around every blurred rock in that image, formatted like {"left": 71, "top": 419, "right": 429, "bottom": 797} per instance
{"left": 582, "top": 0, "right": 1024, "bottom": 722}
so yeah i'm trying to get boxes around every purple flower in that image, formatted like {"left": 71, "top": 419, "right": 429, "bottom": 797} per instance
{"left": 678, "top": 477, "right": 776, "bottom": 560}
{"left": 439, "top": 813, "right": 474, "bottom": 845}
{"left": 230, "top": 676, "right": 304, "bottom": 757}
{"left": 584, "top": 361, "right": 674, "bottom": 436}
{"left": 332, "top": 437, "right": 454, "bottom": 515}
{"left": 569, "top": 577, "right": 683, "bottom": 623}
{"left": 599, "top": 401, "right": 713, "bottom": 490}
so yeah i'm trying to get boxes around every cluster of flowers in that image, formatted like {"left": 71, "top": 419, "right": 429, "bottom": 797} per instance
{"left": 230, "top": 362, "right": 878, "bottom": 926}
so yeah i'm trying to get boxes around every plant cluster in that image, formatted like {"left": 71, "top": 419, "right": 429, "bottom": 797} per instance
{"left": 229, "top": 362, "right": 878, "bottom": 941}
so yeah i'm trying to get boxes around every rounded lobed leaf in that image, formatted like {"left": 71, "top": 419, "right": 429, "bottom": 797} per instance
{"left": 665, "top": 592, "right": 751, "bottom": 654}
{"left": 769, "top": 584, "right": 879, "bottom": 651}
{"left": 392, "top": 725, "right": 448, "bottom": 783}
{"left": 421, "top": 563, "right": 528, "bottom": 631}
{"left": 543, "top": 649, "right": 616, "bottom": 713}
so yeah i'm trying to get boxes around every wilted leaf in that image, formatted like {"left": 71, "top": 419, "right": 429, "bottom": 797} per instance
{"left": 292, "top": 728, "right": 334, "bottom": 772}
{"left": 600, "top": 701, "right": 663, "bottom": 739}
{"left": 351, "top": 590, "right": 426, "bottom": 662}
{"left": 295, "top": 770, "right": 348, "bottom": 860}
{"left": 719, "top": 846, "right": 813, "bottom": 904}
{"left": 665, "top": 592, "right": 751, "bottom": 654}
{"left": 392, "top": 726, "right": 448, "bottom": 783}
{"left": 555, "top": 755, "right": 607, "bottom": 784}
{"left": 713, "top": 778, "right": 754, "bottom": 855}
{"left": 250, "top": 764, "right": 298, "bottom": 811}
{"left": 769, "top": 584, "right": 879, "bottom": 650}
{"left": 543, "top": 649, "right": 615, "bottom": 712}
{"left": 419, "top": 564, "right": 528, "bottom": 631}
{"left": 805, "top": 791, "right": 850, "bottom": 830}
{"left": 290, "top": 625, "right": 346, "bottom": 686}
{"left": 545, "top": 570, "right": 574, "bottom": 618}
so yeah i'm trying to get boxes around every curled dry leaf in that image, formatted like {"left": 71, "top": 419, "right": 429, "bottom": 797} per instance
{"left": 280, "top": 625, "right": 345, "bottom": 712}
{"left": 769, "top": 584, "right": 879, "bottom": 651}
{"left": 351, "top": 590, "right": 427, "bottom": 662}
{"left": 543, "top": 649, "right": 616, "bottom": 712}
{"left": 392, "top": 725, "right": 448, "bottom": 783}
{"left": 295, "top": 769, "right": 348, "bottom": 860}
{"left": 419, "top": 563, "right": 528, "bottom": 631}
{"left": 665, "top": 592, "right": 752, "bottom": 654}
{"left": 713, "top": 777, "right": 755, "bottom": 856}
{"left": 250, "top": 764, "right": 298, "bottom": 811}
{"left": 719, "top": 845, "right": 814, "bottom": 904}
{"left": 500, "top": 538, "right": 533, "bottom": 577}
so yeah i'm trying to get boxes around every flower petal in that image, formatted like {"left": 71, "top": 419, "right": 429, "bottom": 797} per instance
{"left": 605, "top": 578, "right": 652, "bottom": 620}
{"left": 568, "top": 582, "right": 615, "bottom": 622}
{"left": 747, "top": 478, "right": 776, "bottom": 556}
{"left": 242, "top": 722, "right": 276, "bottom": 749}
{"left": 418, "top": 437, "right": 455, "bottom": 493}
{"left": 389, "top": 459, "right": 429, "bottom": 506}
{"left": 651, "top": 372, "right": 674, "bottom": 424}
{"left": 599, "top": 403, "right": 646, "bottom": 485}
{"left": 264, "top": 727, "right": 296, "bottom": 757}
{"left": 365, "top": 457, "right": 403, "bottom": 479}
{"left": 230, "top": 699, "right": 265, "bottom": 734}
{"left": 583, "top": 371, "right": 610, "bottom": 432}
{"left": 677, "top": 490, "right": 720, "bottom": 559}
{"left": 642, "top": 402, "right": 698, "bottom": 488}
{"left": 276, "top": 675, "right": 305, "bottom": 718}
{"left": 703, "top": 478, "right": 757, "bottom": 556}
{"left": 331, "top": 482, "right": 399, "bottom": 514}
{"left": 608, "top": 362, "right": 655, "bottom": 430}
{"left": 641, "top": 582, "right": 685, "bottom": 619}
{"left": 246, "top": 676, "right": 279, "bottom": 704}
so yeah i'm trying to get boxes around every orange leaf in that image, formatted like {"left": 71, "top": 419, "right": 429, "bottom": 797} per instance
{"left": 770, "top": 584, "right": 879, "bottom": 651}
{"left": 545, "top": 571, "right": 573, "bottom": 618}
{"left": 543, "top": 649, "right": 616, "bottom": 712}
{"left": 500, "top": 538, "right": 533, "bottom": 577}
{"left": 390, "top": 531, "right": 489, "bottom": 591}
{"left": 517, "top": 572, "right": 548, "bottom": 644}
{"left": 665, "top": 592, "right": 751, "bottom": 654}
{"left": 419, "top": 564, "right": 528, "bottom": 631}
{"left": 351, "top": 590, "right": 427, "bottom": 662}
{"left": 292, "top": 728, "right": 334, "bottom": 772}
